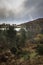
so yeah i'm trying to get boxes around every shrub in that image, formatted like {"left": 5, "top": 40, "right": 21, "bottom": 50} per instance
{"left": 19, "top": 28, "right": 26, "bottom": 47}
{"left": 10, "top": 47, "right": 17, "bottom": 54}
{"left": 21, "top": 51, "right": 30, "bottom": 60}
{"left": 36, "top": 45, "right": 43, "bottom": 55}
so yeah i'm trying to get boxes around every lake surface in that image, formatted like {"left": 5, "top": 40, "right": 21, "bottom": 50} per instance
{"left": 15, "top": 28, "right": 21, "bottom": 31}
{"left": 0, "top": 28, "right": 21, "bottom": 31}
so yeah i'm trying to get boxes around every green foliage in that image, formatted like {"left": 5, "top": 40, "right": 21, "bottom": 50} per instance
{"left": 21, "top": 51, "right": 30, "bottom": 60}
{"left": 6, "top": 26, "right": 17, "bottom": 41}
{"left": 34, "top": 34, "right": 43, "bottom": 44}
{"left": 36, "top": 44, "right": 43, "bottom": 55}
{"left": 27, "top": 31, "right": 34, "bottom": 39}
{"left": 5, "top": 26, "right": 17, "bottom": 48}
{"left": 41, "top": 30, "right": 43, "bottom": 34}
{"left": 10, "top": 47, "right": 17, "bottom": 54}
{"left": 19, "top": 28, "right": 26, "bottom": 47}
{"left": 0, "top": 30, "right": 7, "bottom": 49}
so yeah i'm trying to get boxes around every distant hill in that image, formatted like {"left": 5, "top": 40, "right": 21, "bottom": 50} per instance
{"left": 19, "top": 18, "right": 43, "bottom": 37}
{"left": 20, "top": 18, "right": 43, "bottom": 30}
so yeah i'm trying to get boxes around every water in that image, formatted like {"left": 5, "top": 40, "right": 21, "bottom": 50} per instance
{"left": 0, "top": 28, "right": 21, "bottom": 31}
{"left": 15, "top": 28, "right": 21, "bottom": 31}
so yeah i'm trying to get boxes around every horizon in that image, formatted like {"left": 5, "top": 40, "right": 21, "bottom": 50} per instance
{"left": 0, "top": 17, "right": 43, "bottom": 25}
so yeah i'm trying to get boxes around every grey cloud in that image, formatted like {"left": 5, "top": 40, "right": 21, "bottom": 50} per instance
{"left": 0, "top": 7, "right": 16, "bottom": 20}
{"left": 14, "top": 0, "right": 43, "bottom": 21}
{"left": 0, "top": 0, "right": 17, "bottom": 21}
{"left": 0, "top": 0, "right": 43, "bottom": 23}
{"left": 22, "top": 0, "right": 43, "bottom": 19}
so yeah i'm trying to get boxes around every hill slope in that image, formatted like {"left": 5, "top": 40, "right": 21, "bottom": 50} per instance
{"left": 20, "top": 18, "right": 43, "bottom": 33}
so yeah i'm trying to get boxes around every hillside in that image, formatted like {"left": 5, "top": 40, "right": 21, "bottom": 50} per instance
{"left": 20, "top": 18, "right": 43, "bottom": 36}
{"left": 20, "top": 18, "right": 43, "bottom": 26}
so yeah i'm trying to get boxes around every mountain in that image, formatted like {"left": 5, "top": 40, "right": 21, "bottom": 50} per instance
{"left": 19, "top": 18, "right": 43, "bottom": 37}
{"left": 20, "top": 18, "right": 43, "bottom": 32}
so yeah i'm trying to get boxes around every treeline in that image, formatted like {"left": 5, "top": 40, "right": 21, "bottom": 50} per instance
{"left": 0, "top": 26, "right": 27, "bottom": 53}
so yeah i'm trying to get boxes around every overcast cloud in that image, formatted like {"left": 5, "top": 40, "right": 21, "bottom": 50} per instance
{"left": 0, "top": 0, "right": 43, "bottom": 24}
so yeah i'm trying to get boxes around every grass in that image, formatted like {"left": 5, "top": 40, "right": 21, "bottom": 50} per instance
{"left": 30, "top": 51, "right": 37, "bottom": 59}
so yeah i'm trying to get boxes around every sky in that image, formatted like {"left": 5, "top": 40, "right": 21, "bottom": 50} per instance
{"left": 0, "top": 0, "right": 43, "bottom": 24}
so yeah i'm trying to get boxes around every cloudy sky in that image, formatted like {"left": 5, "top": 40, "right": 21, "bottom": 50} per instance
{"left": 0, "top": 0, "right": 43, "bottom": 24}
